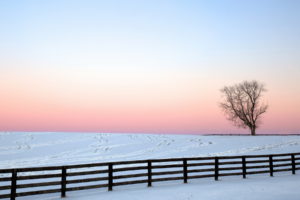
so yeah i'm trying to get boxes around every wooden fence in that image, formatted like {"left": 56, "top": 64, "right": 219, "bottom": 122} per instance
{"left": 0, "top": 152, "right": 299, "bottom": 200}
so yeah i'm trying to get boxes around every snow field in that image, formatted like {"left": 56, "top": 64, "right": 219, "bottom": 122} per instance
{"left": 0, "top": 132, "right": 300, "bottom": 200}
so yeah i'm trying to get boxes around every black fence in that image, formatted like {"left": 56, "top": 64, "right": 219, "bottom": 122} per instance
{"left": 0, "top": 152, "right": 299, "bottom": 200}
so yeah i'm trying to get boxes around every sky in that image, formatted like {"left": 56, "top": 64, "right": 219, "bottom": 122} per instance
{"left": 0, "top": 0, "right": 299, "bottom": 134}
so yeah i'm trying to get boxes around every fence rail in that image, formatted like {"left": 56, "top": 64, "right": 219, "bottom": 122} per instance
{"left": 0, "top": 152, "right": 299, "bottom": 200}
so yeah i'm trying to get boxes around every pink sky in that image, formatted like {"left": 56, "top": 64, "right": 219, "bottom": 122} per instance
{"left": 0, "top": 67, "right": 299, "bottom": 134}
{"left": 0, "top": 1, "right": 299, "bottom": 134}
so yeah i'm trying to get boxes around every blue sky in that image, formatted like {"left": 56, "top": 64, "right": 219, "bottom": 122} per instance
{"left": 0, "top": 0, "right": 299, "bottom": 133}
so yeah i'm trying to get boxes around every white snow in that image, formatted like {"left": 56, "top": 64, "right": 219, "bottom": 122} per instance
{"left": 23, "top": 174, "right": 299, "bottom": 200}
{"left": 0, "top": 132, "right": 300, "bottom": 200}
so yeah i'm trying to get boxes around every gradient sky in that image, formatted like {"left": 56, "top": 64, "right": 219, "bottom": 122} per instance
{"left": 0, "top": 0, "right": 299, "bottom": 134}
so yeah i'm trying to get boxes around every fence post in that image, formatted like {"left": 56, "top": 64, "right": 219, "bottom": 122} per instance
{"left": 269, "top": 155, "right": 273, "bottom": 177}
{"left": 214, "top": 157, "right": 219, "bottom": 181}
{"left": 242, "top": 156, "right": 246, "bottom": 179}
{"left": 183, "top": 159, "right": 188, "bottom": 183}
{"left": 10, "top": 169, "right": 17, "bottom": 200}
{"left": 147, "top": 160, "right": 152, "bottom": 187}
{"left": 61, "top": 166, "right": 67, "bottom": 198}
{"left": 291, "top": 154, "right": 296, "bottom": 175}
{"left": 108, "top": 163, "right": 113, "bottom": 191}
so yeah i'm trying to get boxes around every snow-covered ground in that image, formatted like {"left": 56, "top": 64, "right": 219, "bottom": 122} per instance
{"left": 28, "top": 174, "right": 299, "bottom": 200}
{"left": 1, "top": 132, "right": 300, "bottom": 169}
{"left": 0, "top": 132, "right": 300, "bottom": 200}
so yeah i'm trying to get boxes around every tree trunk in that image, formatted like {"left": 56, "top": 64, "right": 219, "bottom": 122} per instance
{"left": 250, "top": 127, "right": 256, "bottom": 136}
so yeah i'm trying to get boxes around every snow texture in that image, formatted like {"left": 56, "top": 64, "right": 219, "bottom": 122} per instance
{"left": 0, "top": 132, "right": 300, "bottom": 200}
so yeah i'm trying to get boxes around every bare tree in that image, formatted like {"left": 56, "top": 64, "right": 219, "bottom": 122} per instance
{"left": 220, "top": 80, "right": 268, "bottom": 135}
